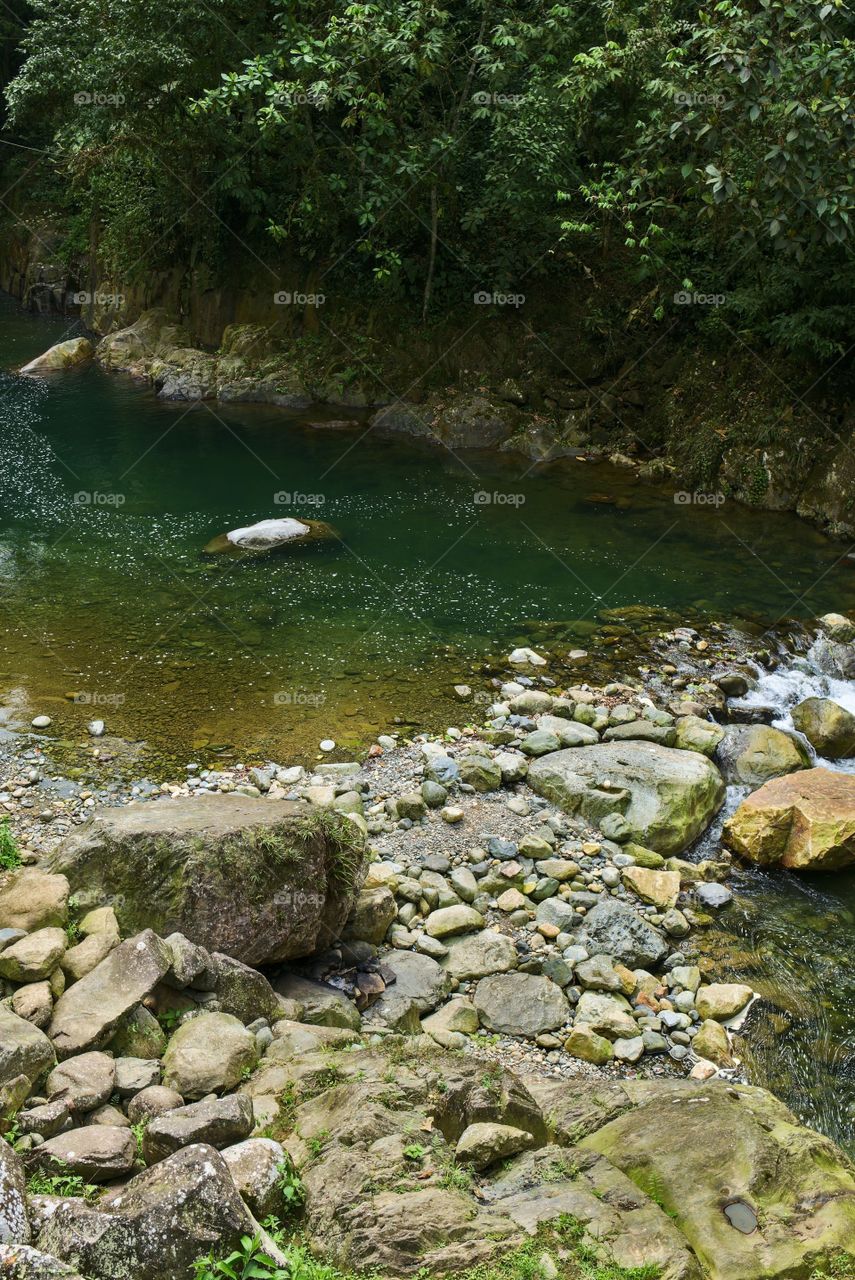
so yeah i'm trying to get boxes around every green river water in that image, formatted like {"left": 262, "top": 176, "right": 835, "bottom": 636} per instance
{"left": 4, "top": 296, "right": 855, "bottom": 761}
{"left": 4, "top": 297, "right": 855, "bottom": 1151}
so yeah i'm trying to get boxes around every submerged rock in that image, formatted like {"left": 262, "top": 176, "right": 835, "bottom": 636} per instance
{"left": 724, "top": 767, "right": 855, "bottom": 869}
{"left": 20, "top": 338, "right": 93, "bottom": 374}
{"left": 527, "top": 743, "right": 724, "bottom": 854}
{"left": 202, "top": 518, "right": 337, "bottom": 555}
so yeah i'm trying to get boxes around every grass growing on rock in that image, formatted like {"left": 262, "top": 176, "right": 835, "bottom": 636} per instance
{"left": 201, "top": 1215, "right": 663, "bottom": 1280}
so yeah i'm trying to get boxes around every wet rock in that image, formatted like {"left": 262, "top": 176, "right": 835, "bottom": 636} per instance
{"left": 161, "top": 1012, "right": 257, "bottom": 1098}
{"left": 142, "top": 1094, "right": 253, "bottom": 1163}
{"left": 715, "top": 725, "right": 808, "bottom": 787}
{"left": 203, "top": 517, "right": 337, "bottom": 555}
{"left": 724, "top": 767, "right": 855, "bottom": 869}
{"left": 49, "top": 796, "right": 365, "bottom": 966}
{"left": 20, "top": 337, "right": 93, "bottom": 374}
{"left": 695, "top": 984, "right": 753, "bottom": 1022}
{"left": 692, "top": 1019, "right": 733, "bottom": 1067}
{"left": 672, "top": 716, "right": 725, "bottom": 757}
{"left": 791, "top": 697, "right": 855, "bottom": 760}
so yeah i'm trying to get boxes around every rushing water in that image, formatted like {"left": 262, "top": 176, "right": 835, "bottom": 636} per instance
{"left": 4, "top": 294, "right": 855, "bottom": 765}
{"left": 700, "top": 641, "right": 855, "bottom": 1152}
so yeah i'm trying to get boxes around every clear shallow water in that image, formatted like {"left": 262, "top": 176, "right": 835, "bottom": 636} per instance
{"left": 701, "top": 645, "right": 855, "bottom": 1152}
{"left": 3, "top": 295, "right": 855, "bottom": 762}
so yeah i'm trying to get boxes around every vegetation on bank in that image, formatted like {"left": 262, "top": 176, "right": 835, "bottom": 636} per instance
{"left": 0, "top": 0, "right": 853, "bottom": 364}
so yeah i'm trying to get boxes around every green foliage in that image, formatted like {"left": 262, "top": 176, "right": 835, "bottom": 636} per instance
{"left": 809, "top": 1256, "right": 855, "bottom": 1280}
{"left": 276, "top": 1159, "right": 306, "bottom": 1213}
{"left": 0, "top": 820, "right": 21, "bottom": 870}
{"left": 193, "top": 1231, "right": 289, "bottom": 1280}
{"left": 3, "top": 0, "right": 853, "bottom": 361}
{"left": 402, "top": 1143, "right": 428, "bottom": 1161}
{"left": 26, "top": 1161, "right": 99, "bottom": 1202}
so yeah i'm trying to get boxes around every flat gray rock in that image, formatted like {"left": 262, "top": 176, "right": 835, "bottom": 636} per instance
{"left": 474, "top": 973, "right": 568, "bottom": 1038}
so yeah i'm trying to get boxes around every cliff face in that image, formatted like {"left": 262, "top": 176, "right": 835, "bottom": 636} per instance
{"left": 4, "top": 225, "right": 854, "bottom": 540}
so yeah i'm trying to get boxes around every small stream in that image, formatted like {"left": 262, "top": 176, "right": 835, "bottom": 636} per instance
{"left": 701, "top": 637, "right": 855, "bottom": 1153}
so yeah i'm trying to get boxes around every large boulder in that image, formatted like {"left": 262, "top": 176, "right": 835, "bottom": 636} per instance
{"left": 527, "top": 743, "right": 724, "bottom": 854}
{"left": 582, "top": 1079, "right": 855, "bottom": 1280}
{"left": 20, "top": 338, "right": 93, "bottom": 374}
{"left": 791, "top": 696, "right": 855, "bottom": 759}
{"left": 48, "top": 796, "right": 366, "bottom": 965}
{"left": 161, "top": 1013, "right": 257, "bottom": 1098}
{"left": 442, "top": 931, "right": 519, "bottom": 980}
{"left": 48, "top": 931, "right": 172, "bottom": 1059}
{"left": 714, "top": 725, "right": 808, "bottom": 787}
{"left": 474, "top": 974, "right": 568, "bottom": 1038}
{"left": 37, "top": 1143, "right": 282, "bottom": 1280}
{"left": 222, "top": 1137, "right": 289, "bottom": 1219}
{"left": 724, "top": 767, "right": 855, "bottom": 869}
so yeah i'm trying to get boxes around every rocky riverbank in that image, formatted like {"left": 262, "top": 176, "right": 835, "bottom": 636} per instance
{"left": 15, "top": 305, "right": 855, "bottom": 541}
{"left": 4, "top": 612, "right": 855, "bottom": 1275}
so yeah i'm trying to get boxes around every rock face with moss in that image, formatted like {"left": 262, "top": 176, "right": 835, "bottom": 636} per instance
{"left": 47, "top": 796, "right": 366, "bottom": 965}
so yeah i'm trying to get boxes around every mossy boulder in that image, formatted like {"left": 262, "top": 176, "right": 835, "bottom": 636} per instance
{"left": 528, "top": 742, "right": 725, "bottom": 854}
{"left": 715, "top": 724, "right": 808, "bottom": 787}
{"left": 48, "top": 796, "right": 366, "bottom": 965}
{"left": 792, "top": 696, "right": 855, "bottom": 759}
{"left": 581, "top": 1078, "right": 855, "bottom": 1280}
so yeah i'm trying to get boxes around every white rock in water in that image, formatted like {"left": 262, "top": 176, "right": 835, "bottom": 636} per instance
{"left": 319, "top": 739, "right": 336, "bottom": 752}
{"left": 226, "top": 519, "right": 310, "bottom": 549}
{"left": 31, "top": 715, "right": 52, "bottom": 729}
{"left": 508, "top": 647, "right": 547, "bottom": 666}
{"left": 87, "top": 719, "right": 106, "bottom": 737}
